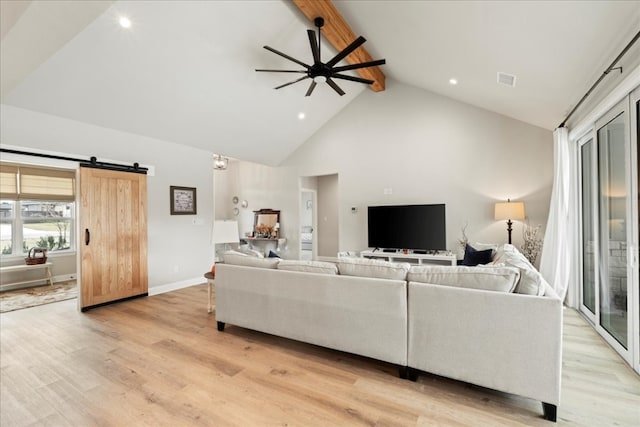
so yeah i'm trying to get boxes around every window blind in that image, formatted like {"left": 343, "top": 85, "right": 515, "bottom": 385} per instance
{"left": 0, "top": 164, "right": 18, "bottom": 199}
{"left": 0, "top": 163, "right": 75, "bottom": 201}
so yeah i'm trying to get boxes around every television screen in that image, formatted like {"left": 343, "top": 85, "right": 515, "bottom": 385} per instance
{"left": 367, "top": 204, "right": 446, "bottom": 251}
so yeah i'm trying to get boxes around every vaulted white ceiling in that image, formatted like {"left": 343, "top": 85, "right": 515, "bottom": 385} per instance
{"left": 2, "top": 1, "right": 639, "bottom": 166}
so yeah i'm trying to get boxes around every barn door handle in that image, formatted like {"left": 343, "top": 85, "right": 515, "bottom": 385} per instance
{"left": 85, "top": 229, "right": 90, "bottom": 246}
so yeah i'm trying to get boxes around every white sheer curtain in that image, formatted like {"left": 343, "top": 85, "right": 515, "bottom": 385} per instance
{"left": 540, "top": 127, "right": 571, "bottom": 300}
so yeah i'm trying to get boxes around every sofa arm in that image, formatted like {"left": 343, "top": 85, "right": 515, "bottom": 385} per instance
{"left": 408, "top": 282, "right": 562, "bottom": 407}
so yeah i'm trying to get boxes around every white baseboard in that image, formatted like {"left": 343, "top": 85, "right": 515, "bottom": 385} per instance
{"left": 54, "top": 273, "right": 77, "bottom": 283}
{"left": 0, "top": 273, "right": 77, "bottom": 292}
{"left": 148, "top": 276, "right": 204, "bottom": 296}
{"left": 1, "top": 274, "right": 203, "bottom": 295}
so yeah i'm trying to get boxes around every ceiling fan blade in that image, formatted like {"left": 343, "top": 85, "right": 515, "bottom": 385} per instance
{"left": 325, "top": 36, "right": 366, "bottom": 67}
{"left": 274, "top": 75, "right": 309, "bottom": 90}
{"left": 331, "top": 73, "right": 375, "bottom": 85}
{"left": 331, "top": 59, "right": 386, "bottom": 73}
{"left": 305, "top": 81, "right": 317, "bottom": 97}
{"left": 255, "top": 69, "right": 307, "bottom": 73}
{"left": 326, "top": 78, "right": 345, "bottom": 96}
{"left": 263, "top": 46, "right": 310, "bottom": 69}
{"left": 307, "top": 30, "right": 320, "bottom": 64}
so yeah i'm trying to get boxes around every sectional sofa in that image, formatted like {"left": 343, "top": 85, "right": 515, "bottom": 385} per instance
{"left": 215, "top": 244, "right": 563, "bottom": 422}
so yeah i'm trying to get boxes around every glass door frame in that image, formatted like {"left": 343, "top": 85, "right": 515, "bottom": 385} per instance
{"left": 593, "top": 98, "right": 634, "bottom": 366}
{"left": 578, "top": 132, "right": 598, "bottom": 326}
{"left": 630, "top": 87, "right": 639, "bottom": 374}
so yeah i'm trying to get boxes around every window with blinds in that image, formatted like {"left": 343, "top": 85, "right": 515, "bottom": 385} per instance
{"left": 0, "top": 163, "right": 76, "bottom": 256}
{"left": 0, "top": 163, "right": 75, "bottom": 201}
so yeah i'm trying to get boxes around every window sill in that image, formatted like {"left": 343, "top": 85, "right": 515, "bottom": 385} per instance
{"left": 0, "top": 250, "right": 76, "bottom": 262}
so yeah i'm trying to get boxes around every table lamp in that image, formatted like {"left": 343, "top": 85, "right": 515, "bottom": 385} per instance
{"left": 494, "top": 199, "right": 525, "bottom": 244}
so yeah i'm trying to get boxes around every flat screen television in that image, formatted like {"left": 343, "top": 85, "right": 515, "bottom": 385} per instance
{"left": 367, "top": 204, "right": 446, "bottom": 251}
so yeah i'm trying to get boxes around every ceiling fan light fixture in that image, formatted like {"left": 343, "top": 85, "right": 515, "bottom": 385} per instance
{"left": 255, "top": 16, "right": 385, "bottom": 97}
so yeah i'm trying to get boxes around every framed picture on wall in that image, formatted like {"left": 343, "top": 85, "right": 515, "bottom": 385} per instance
{"left": 170, "top": 186, "right": 197, "bottom": 215}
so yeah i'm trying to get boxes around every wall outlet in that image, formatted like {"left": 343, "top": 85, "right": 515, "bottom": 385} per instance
{"left": 351, "top": 207, "right": 358, "bottom": 213}
{"left": 383, "top": 188, "right": 392, "bottom": 195}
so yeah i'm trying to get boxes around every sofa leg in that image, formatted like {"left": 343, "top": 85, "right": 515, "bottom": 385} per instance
{"left": 399, "top": 366, "right": 408, "bottom": 379}
{"left": 217, "top": 321, "right": 225, "bottom": 332}
{"left": 542, "top": 402, "right": 557, "bottom": 422}
{"left": 407, "top": 367, "right": 418, "bottom": 382}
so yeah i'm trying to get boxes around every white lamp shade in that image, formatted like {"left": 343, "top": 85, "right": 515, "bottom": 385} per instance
{"left": 212, "top": 220, "right": 239, "bottom": 244}
{"left": 494, "top": 201, "right": 525, "bottom": 220}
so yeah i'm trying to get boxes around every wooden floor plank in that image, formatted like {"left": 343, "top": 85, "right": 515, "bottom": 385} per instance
{"left": 1, "top": 284, "right": 639, "bottom": 426}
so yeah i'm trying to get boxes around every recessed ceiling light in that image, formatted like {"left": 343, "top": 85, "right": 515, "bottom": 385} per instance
{"left": 297, "top": 112, "right": 305, "bottom": 120}
{"left": 449, "top": 78, "right": 458, "bottom": 85}
{"left": 119, "top": 16, "right": 132, "bottom": 28}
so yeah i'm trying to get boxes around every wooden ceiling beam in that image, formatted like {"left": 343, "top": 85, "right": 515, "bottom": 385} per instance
{"left": 291, "top": 0, "right": 386, "bottom": 92}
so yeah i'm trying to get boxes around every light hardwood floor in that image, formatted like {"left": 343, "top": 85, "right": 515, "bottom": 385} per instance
{"left": 1, "top": 284, "right": 639, "bottom": 426}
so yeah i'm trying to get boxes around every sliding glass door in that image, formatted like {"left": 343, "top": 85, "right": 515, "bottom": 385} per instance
{"left": 597, "top": 109, "right": 629, "bottom": 349}
{"left": 579, "top": 94, "right": 639, "bottom": 371}
{"left": 580, "top": 137, "right": 596, "bottom": 318}
{"left": 632, "top": 88, "right": 640, "bottom": 374}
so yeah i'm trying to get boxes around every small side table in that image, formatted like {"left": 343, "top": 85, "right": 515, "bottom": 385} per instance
{"left": 204, "top": 271, "right": 215, "bottom": 313}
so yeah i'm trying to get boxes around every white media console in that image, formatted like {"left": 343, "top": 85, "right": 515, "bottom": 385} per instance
{"left": 361, "top": 250, "right": 457, "bottom": 266}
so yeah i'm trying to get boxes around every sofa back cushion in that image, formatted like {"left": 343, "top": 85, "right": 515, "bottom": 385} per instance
{"left": 223, "top": 251, "right": 280, "bottom": 269}
{"left": 277, "top": 260, "right": 338, "bottom": 275}
{"left": 408, "top": 265, "right": 520, "bottom": 293}
{"left": 337, "top": 257, "right": 410, "bottom": 280}
{"left": 491, "top": 245, "right": 545, "bottom": 296}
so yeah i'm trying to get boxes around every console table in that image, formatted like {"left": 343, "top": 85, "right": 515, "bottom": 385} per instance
{"left": 361, "top": 250, "right": 457, "bottom": 266}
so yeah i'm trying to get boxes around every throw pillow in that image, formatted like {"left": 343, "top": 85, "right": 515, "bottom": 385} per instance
{"left": 268, "top": 250, "right": 281, "bottom": 258}
{"left": 462, "top": 244, "right": 493, "bottom": 266}
{"left": 223, "top": 252, "right": 280, "bottom": 269}
{"left": 238, "top": 246, "right": 264, "bottom": 258}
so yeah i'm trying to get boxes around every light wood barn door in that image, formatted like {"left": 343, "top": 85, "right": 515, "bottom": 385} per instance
{"left": 79, "top": 167, "right": 148, "bottom": 310}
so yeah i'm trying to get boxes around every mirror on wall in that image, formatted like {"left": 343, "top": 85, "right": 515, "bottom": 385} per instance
{"left": 253, "top": 209, "right": 280, "bottom": 239}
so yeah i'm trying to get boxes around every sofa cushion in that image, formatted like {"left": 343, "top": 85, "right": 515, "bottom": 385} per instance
{"left": 223, "top": 251, "right": 280, "bottom": 269}
{"left": 492, "top": 244, "right": 544, "bottom": 295}
{"left": 337, "top": 257, "right": 410, "bottom": 280}
{"left": 408, "top": 265, "right": 520, "bottom": 293}
{"left": 237, "top": 246, "right": 264, "bottom": 258}
{"left": 277, "top": 260, "right": 338, "bottom": 275}
{"left": 461, "top": 244, "right": 493, "bottom": 266}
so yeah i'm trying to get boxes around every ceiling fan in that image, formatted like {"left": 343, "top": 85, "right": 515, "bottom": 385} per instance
{"left": 256, "top": 17, "right": 386, "bottom": 96}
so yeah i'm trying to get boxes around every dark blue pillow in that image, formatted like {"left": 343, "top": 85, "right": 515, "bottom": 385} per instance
{"left": 267, "top": 250, "right": 281, "bottom": 258}
{"left": 462, "top": 244, "right": 493, "bottom": 266}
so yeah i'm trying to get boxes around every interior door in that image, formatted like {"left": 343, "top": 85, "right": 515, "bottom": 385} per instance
{"left": 300, "top": 189, "right": 316, "bottom": 260}
{"left": 79, "top": 166, "right": 148, "bottom": 310}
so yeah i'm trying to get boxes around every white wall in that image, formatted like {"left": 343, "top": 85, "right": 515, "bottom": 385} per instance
{"left": 218, "top": 159, "right": 299, "bottom": 259}
{"left": 283, "top": 80, "right": 554, "bottom": 256}
{"left": 1, "top": 105, "right": 214, "bottom": 290}
{"left": 317, "top": 174, "right": 339, "bottom": 257}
